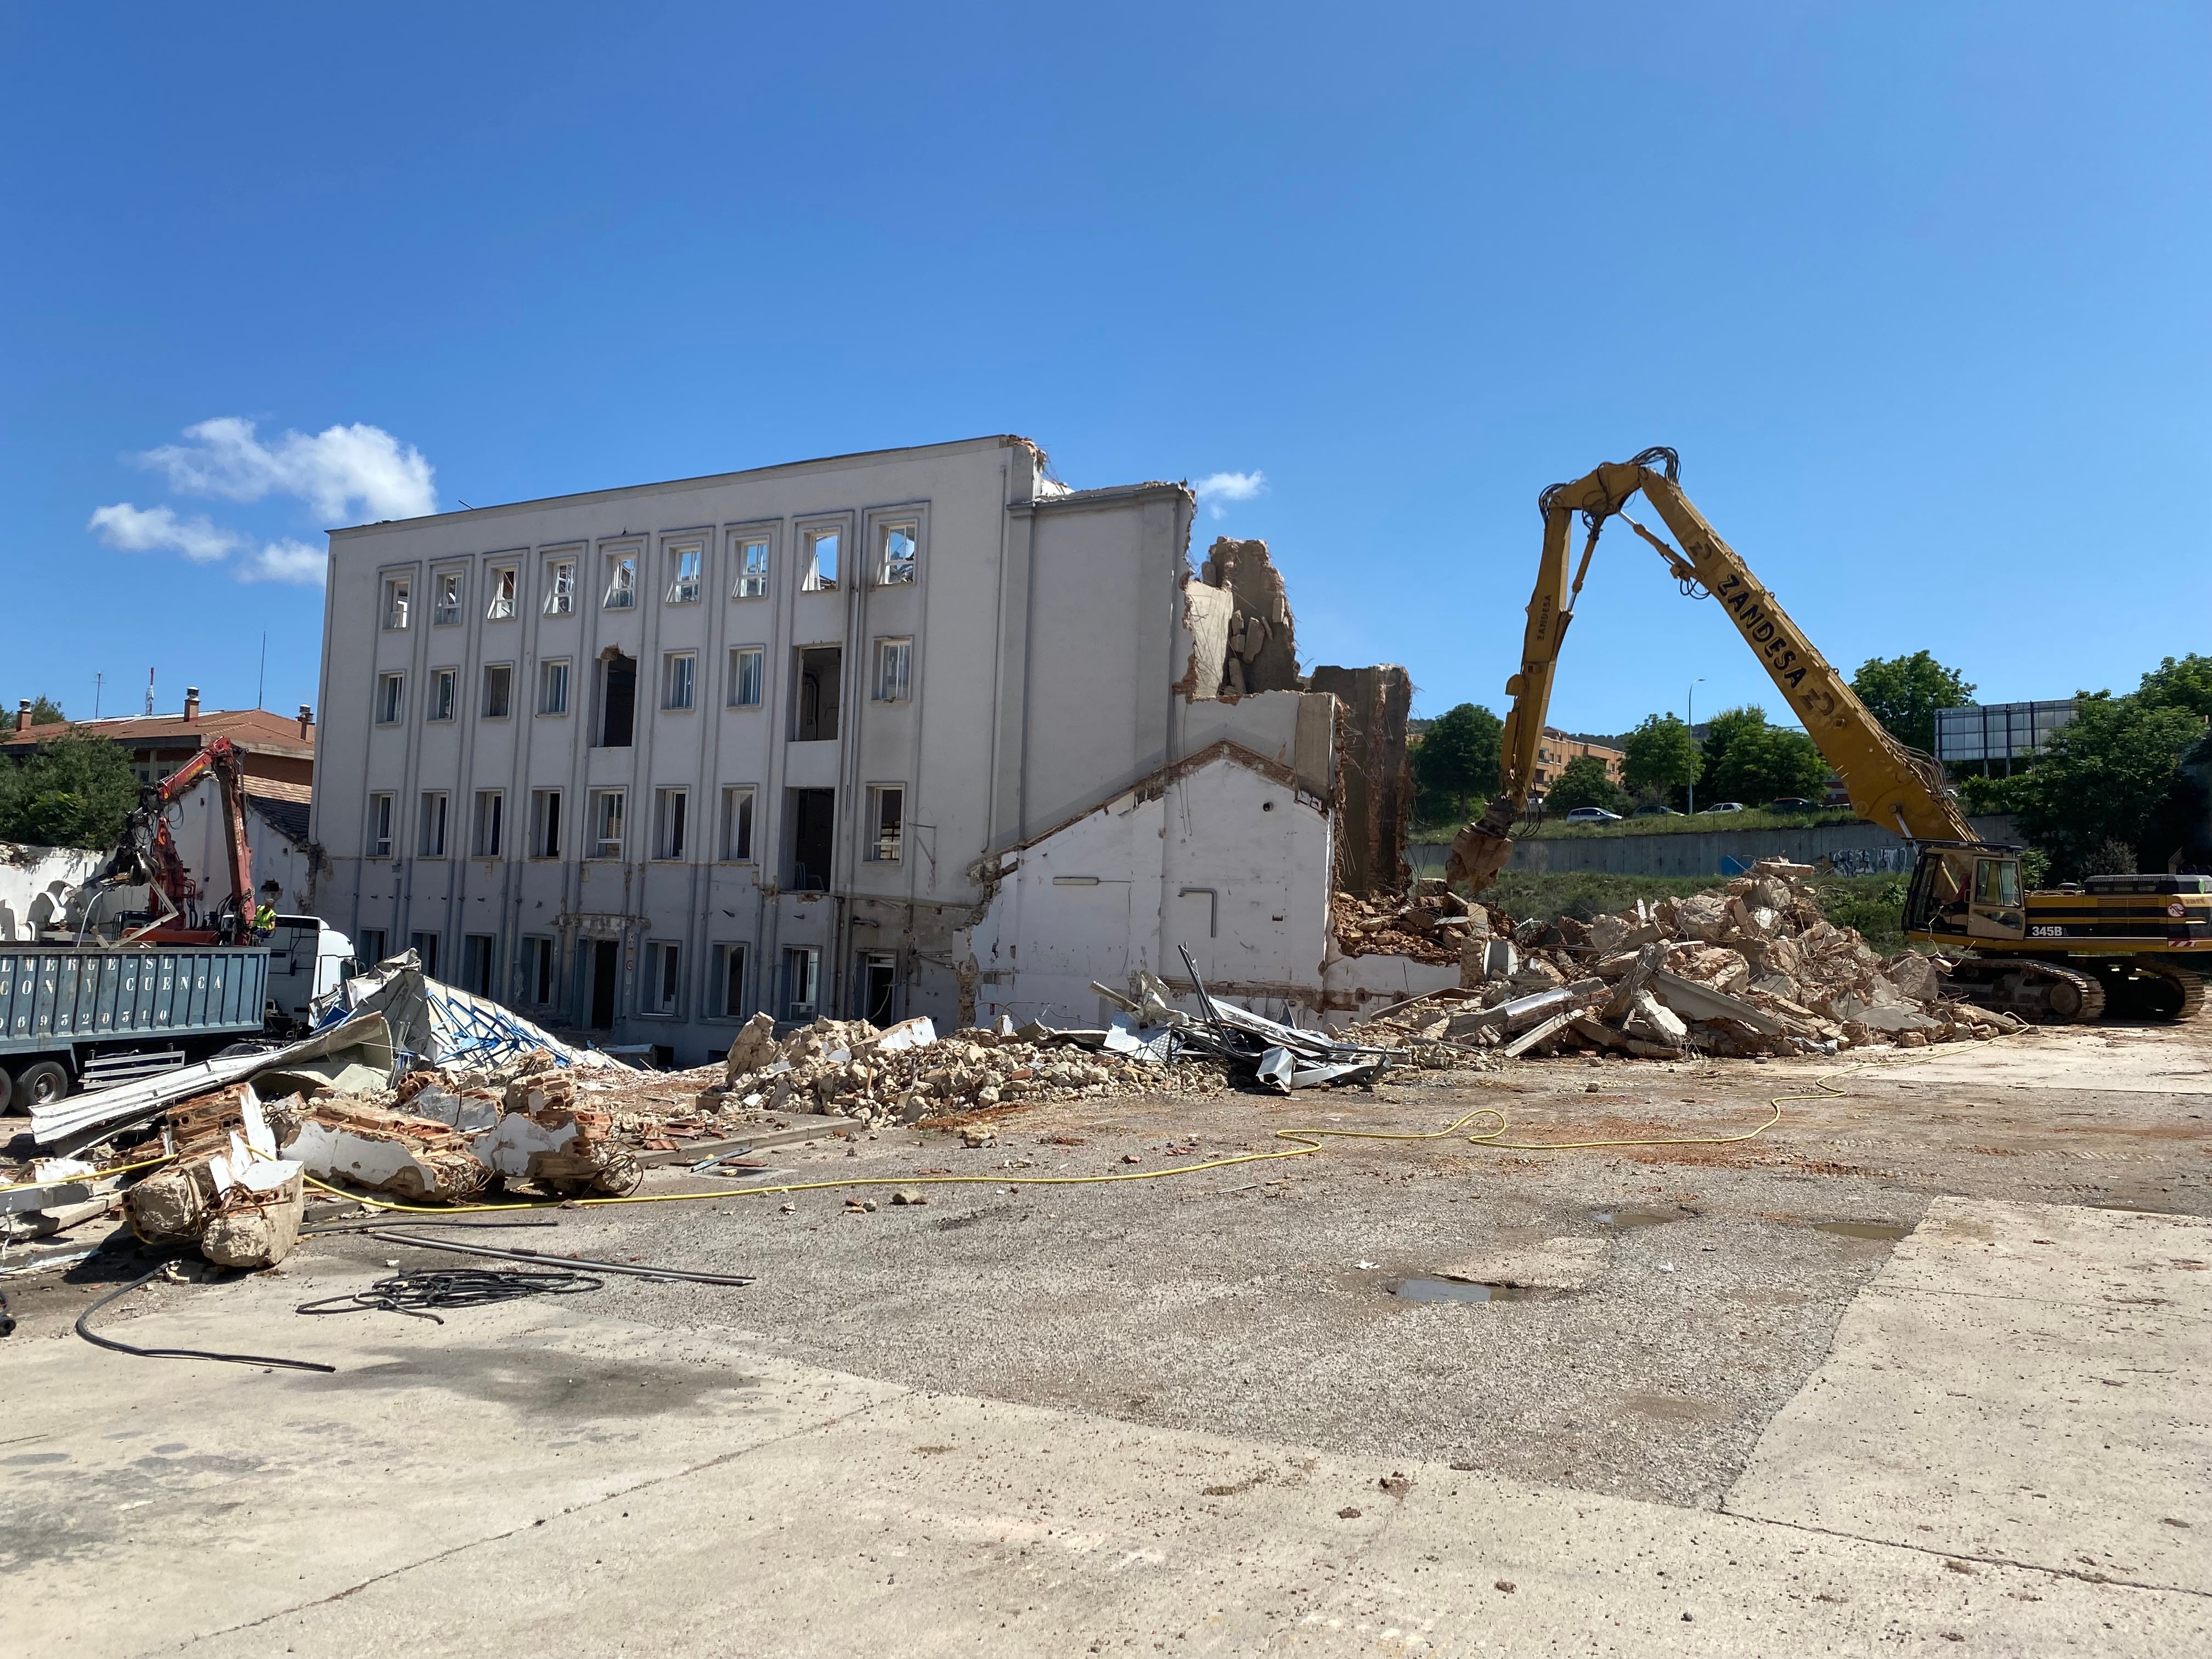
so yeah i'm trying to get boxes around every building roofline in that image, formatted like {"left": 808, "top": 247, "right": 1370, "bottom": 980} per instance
{"left": 1017, "top": 479, "right": 1195, "bottom": 515}
{"left": 328, "top": 434, "right": 1042, "bottom": 540}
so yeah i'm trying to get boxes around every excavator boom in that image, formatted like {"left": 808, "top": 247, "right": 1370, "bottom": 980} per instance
{"left": 1449, "top": 449, "right": 1974, "bottom": 892}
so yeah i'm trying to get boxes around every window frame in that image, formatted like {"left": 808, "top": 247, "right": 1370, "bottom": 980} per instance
{"left": 664, "top": 541, "right": 704, "bottom": 605}
{"left": 641, "top": 939, "right": 683, "bottom": 1018}
{"left": 877, "top": 520, "right": 919, "bottom": 586}
{"left": 471, "top": 789, "right": 505, "bottom": 859}
{"left": 375, "top": 673, "right": 405, "bottom": 725}
{"left": 543, "top": 555, "right": 578, "bottom": 616}
{"left": 727, "top": 645, "right": 765, "bottom": 709}
{"left": 529, "top": 788, "right": 562, "bottom": 860}
{"left": 368, "top": 792, "right": 395, "bottom": 858}
{"left": 653, "top": 786, "right": 689, "bottom": 862}
{"left": 710, "top": 941, "right": 748, "bottom": 1021}
{"left": 481, "top": 662, "right": 514, "bottom": 720}
{"left": 486, "top": 563, "right": 518, "bottom": 621}
{"left": 719, "top": 785, "right": 755, "bottom": 862}
{"left": 382, "top": 575, "right": 411, "bottom": 630}
{"left": 587, "top": 788, "right": 626, "bottom": 860}
{"left": 602, "top": 547, "right": 639, "bottom": 610}
{"left": 798, "top": 524, "right": 842, "bottom": 592}
{"left": 730, "top": 529, "right": 771, "bottom": 600}
{"left": 358, "top": 927, "right": 387, "bottom": 967}
{"left": 520, "top": 934, "right": 557, "bottom": 1006}
{"left": 431, "top": 568, "right": 464, "bottom": 627}
{"left": 537, "top": 658, "right": 571, "bottom": 717}
{"left": 418, "top": 790, "right": 450, "bottom": 859}
{"left": 461, "top": 932, "right": 496, "bottom": 997}
{"left": 426, "top": 667, "right": 457, "bottom": 724}
{"left": 866, "top": 783, "right": 905, "bottom": 864}
{"left": 872, "top": 636, "right": 913, "bottom": 704}
{"left": 661, "top": 650, "right": 698, "bottom": 712}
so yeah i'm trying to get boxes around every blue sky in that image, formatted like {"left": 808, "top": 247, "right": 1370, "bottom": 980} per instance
{"left": 3, "top": 3, "right": 2205, "bottom": 735}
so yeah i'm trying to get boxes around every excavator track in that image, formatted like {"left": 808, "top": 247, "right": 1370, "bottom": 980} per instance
{"left": 1948, "top": 957, "right": 2107, "bottom": 1025}
{"left": 2105, "top": 960, "right": 2210, "bottom": 1023}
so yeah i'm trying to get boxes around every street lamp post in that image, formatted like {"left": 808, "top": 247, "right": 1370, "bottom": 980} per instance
{"left": 1686, "top": 678, "right": 1706, "bottom": 814}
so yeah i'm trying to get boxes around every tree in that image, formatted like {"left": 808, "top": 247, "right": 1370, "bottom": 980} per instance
{"left": 0, "top": 729, "right": 137, "bottom": 850}
{"left": 1850, "top": 651, "right": 1975, "bottom": 754}
{"left": 1545, "top": 753, "right": 1627, "bottom": 814}
{"left": 2137, "top": 653, "right": 2212, "bottom": 720}
{"left": 1712, "top": 723, "right": 1830, "bottom": 805}
{"left": 1413, "top": 702, "right": 1502, "bottom": 825}
{"left": 1695, "top": 705, "right": 1771, "bottom": 800}
{"left": 2011, "top": 692, "right": 2207, "bottom": 879}
{"left": 1621, "top": 714, "right": 1700, "bottom": 807}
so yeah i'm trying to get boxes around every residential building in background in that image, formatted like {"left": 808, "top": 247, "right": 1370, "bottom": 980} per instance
{"left": 314, "top": 435, "right": 1423, "bottom": 1063}
{"left": 1532, "top": 727, "right": 1626, "bottom": 792}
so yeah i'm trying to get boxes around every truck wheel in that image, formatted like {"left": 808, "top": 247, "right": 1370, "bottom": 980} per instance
{"left": 12, "top": 1060, "right": 71, "bottom": 1109}
{"left": 0, "top": 1066, "right": 13, "bottom": 1115}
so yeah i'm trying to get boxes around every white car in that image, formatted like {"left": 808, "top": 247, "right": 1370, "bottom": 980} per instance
{"left": 1702, "top": 802, "right": 1746, "bottom": 814}
{"left": 1565, "top": 806, "right": 1624, "bottom": 822}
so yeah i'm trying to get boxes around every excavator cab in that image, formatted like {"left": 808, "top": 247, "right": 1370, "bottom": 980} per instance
{"left": 1905, "top": 843, "right": 2026, "bottom": 942}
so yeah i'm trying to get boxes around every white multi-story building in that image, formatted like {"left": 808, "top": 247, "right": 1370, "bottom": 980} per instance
{"left": 315, "top": 435, "right": 1439, "bottom": 1063}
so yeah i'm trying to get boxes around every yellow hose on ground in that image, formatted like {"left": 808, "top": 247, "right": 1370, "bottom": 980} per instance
{"left": 298, "top": 1065, "right": 1866, "bottom": 1218}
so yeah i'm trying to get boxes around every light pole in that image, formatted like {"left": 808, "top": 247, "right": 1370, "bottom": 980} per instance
{"left": 1686, "top": 678, "right": 1706, "bottom": 814}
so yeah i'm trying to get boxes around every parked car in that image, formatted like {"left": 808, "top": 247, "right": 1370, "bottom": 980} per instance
{"left": 1769, "top": 797, "right": 1819, "bottom": 812}
{"left": 1632, "top": 803, "right": 1682, "bottom": 817}
{"left": 1702, "top": 802, "right": 1746, "bottom": 814}
{"left": 1565, "top": 806, "right": 1623, "bottom": 822}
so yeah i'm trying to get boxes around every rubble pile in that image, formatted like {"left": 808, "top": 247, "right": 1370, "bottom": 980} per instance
{"left": 1330, "top": 883, "right": 1498, "bottom": 966}
{"left": 701, "top": 1011, "right": 1219, "bottom": 1128}
{"left": 1437, "top": 858, "right": 2023, "bottom": 1059}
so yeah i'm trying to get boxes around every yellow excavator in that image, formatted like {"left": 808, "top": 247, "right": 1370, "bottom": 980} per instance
{"left": 1446, "top": 448, "right": 2211, "bottom": 1023}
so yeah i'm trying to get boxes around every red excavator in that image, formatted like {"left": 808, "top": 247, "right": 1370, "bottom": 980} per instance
{"left": 72, "top": 736, "right": 266, "bottom": 946}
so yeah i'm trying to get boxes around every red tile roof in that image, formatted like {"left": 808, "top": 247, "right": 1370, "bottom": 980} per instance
{"left": 1, "top": 707, "right": 314, "bottom": 760}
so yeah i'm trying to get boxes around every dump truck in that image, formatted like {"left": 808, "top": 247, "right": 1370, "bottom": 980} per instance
{"left": 1448, "top": 448, "right": 2211, "bottom": 1023}
{"left": 0, "top": 737, "right": 356, "bottom": 1111}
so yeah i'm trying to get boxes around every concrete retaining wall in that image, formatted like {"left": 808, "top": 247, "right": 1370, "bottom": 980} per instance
{"left": 1408, "top": 817, "right": 2019, "bottom": 881}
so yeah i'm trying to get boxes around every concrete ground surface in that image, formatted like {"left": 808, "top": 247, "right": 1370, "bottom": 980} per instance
{"left": 3, "top": 1018, "right": 2207, "bottom": 1655}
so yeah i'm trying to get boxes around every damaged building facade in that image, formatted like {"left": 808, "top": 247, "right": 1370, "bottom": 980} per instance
{"left": 315, "top": 435, "right": 1435, "bottom": 1062}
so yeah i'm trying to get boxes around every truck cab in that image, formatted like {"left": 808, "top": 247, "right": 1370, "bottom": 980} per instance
{"left": 263, "top": 915, "right": 357, "bottom": 1034}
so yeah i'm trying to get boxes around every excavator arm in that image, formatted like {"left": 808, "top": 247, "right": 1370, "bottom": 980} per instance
{"left": 75, "top": 737, "right": 261, "bottom": 943}
{"left": 1447, "top": 448, "right": 1976, "bottom": 893}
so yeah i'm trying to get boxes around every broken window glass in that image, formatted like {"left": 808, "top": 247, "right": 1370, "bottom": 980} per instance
{"left": 666, "top": 545, "right": 702, "bottom": 605}
{"left": 734, "top": 536, "right": 769, "bottom": 599}
{"left": 603, "top": 551, "right": 637, "bottom": 609}
{"left": 383, "top": 577, "right": 410, "bottom": 630}
{"left": 879, "top": 523, "right": 917, "bottom": 585}
{"left": 432, "top": 571, "right": 462, "bottom": 625}
{"left": 544, "top": 558, "right": 575, "bottom": 616}
{"left": 486, "top": 566, "right": 517, "bottom": 620}
{"left": 800, "top": 528, "right": 839, "bottom": 592}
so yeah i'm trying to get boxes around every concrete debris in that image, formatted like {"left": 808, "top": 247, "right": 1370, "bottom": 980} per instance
{"left": 1432, "top": 857, "right": 2024, "bottom": 1060}
{"left": 120, "top": 1084, "right": 306, "bottom": 1268}
{"left": 1331, "top": 878, "right": 1493, "bottom": 967}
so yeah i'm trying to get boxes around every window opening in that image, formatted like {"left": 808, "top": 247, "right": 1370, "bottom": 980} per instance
{"left": 794, "top": 646, "right": 841, "bottom": 740}
{"left": 588, "top": 938, "right": 618, "bottom": 1028}
{"left": 544, "top": 557, "right": 575, "bottom": 616}
{"left": 529, "top": 789, "right": 562, "bottom": 859}
{"left": 462, "top": 933, "right": 495, "bottom": 997}
{"left": 427, "top": 669, "right": 456, "bottom": 723}
{"left": 729, "top": 646, "right": 764, "bottom": 708}
{"left": 666, "top": 545, "right": 703, "bottom": 604}
{"left": 383, "top": 577, "right": 410, "bottom": 629}
{"left": 662, "top": 651, "right": 697, "bottom": 710}
{"left": 800, "top": 528, "right": 839, "bottom": 591}
{"left": 521, "top": 935, "right": 556, "bottom": 1004}
{"left": 654, "top": 788, "right": 688, "bottom": 861}
{"left": 358, "top": 927, "right": 387, "bottom": 967}
{"left": 787, "top": 787, "right": 834, "bottom": 891}
{"left": 589, "top": 788, "right": 625, "bottom": 859}
{"left": 873, "top": 637, "right": 911, "bottom": 703}
{"left": 733, "top": 535, "right": 769, "bottom": 599}
{"left": 432, "top": 571, "right": 462, "bottom": 625}
{"left": 782, "top": 946, "right": 821, "bottom": 1020}
{"left": 482, "top": 663, "right": 513, "bottom": 719}
{"left": 857, "top": 950, "right": 898, "bottom": 1024}
{"left": 418, "top": 792, "right": 449, "bottom": 857}
{"left": 375, "top": 674, "right": 404, "bottom": 725}
{"left": 537, "top": 658, "right": 570, "bottom": 716}
{"left": 867, "top": 785, "right": 904, "bottom": 862}
{"left": 714, "top": 943, "right": 748, "bottom": 1018}
{"left": 409, "top": 932, "right": 441, "bottom": 977}
{"left": 486, "top": 565, "right": 517, "bottom": 620}
{"left": 598, "top": 652, "right": 636, "bottom": 747}
{"left": 603, "top": 550, "right": 637, "bottom": 609}
{"left": 472, "top": 791, "right": 504, "bottom": 857}
{"left": 878, "top": 522, "right": 917, "bottom": 585}
{"left": 644, "top": 941, "right": 682, "bottom": 1015}
{"left": 368, "top": 793, "right": 394, "bottom": 857}
{"left": 720, "top": 786, "right": 755, "bottom": 861}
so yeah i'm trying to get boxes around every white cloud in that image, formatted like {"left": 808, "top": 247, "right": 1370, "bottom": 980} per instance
{"left": 1192, "top": 469, "right": 1267, "bottom": 520}
{"left": 236, "top": 539, "right": 326, "bottom": 587}
{"left": 139, "top": 415, "right": 437, "bottom": 522}
{"left": 88, "top": 501, "right": 244, "bottom": 563}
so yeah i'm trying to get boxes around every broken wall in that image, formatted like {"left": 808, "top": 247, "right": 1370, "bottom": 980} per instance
{"left": 0, "top": 843, "right": 102, "bottom": 941}
{"left": 1306, "top": 664, "right": 1413, "bottom": 898}
{"left": 1198, "top": 537, "right": 1299, "bottom": 695}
